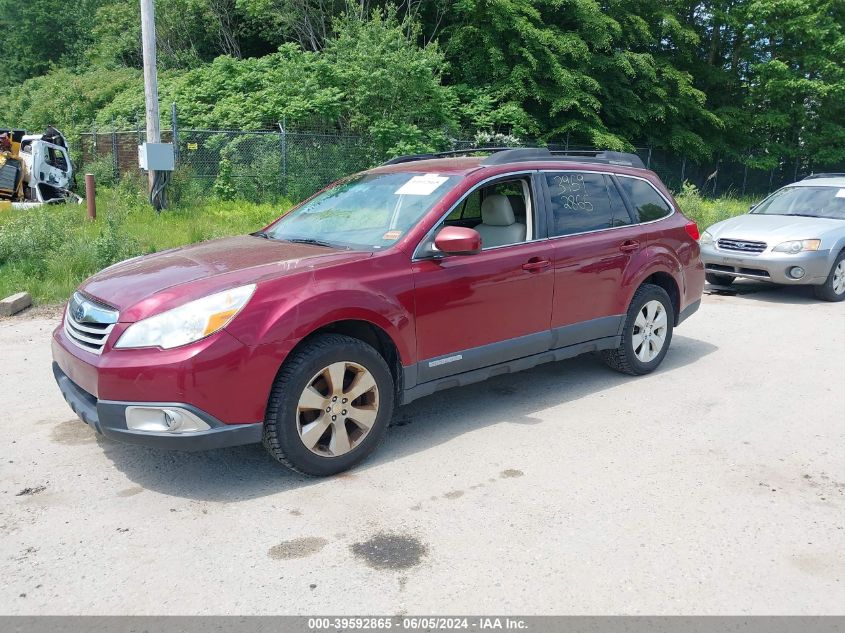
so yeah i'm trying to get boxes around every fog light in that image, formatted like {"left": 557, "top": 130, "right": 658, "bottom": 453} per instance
{"left": 126, "top": 406, "right": 211, "bottom": 433}
{"left": 789, "top": 266, "right": 806, "bottom": 279}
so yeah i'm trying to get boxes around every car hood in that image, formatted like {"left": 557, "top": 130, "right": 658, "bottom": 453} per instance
{"left": 79, "top": 235, "right": 371, "bottom": 320}
{"left": 707, "top": 213, "right": 845, "bottom": 243}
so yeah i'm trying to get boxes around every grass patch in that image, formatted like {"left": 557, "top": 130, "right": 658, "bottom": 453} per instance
{"left": 674, "top": 182, "right": 753, "bottom": 227}
{"left": 0, "top": 181, "right": 288, "bottom": 304}
{"left": 0, "top": 180, "right": 755, "bottom": 307}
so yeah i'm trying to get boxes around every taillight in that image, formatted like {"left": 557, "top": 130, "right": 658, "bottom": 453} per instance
{"left": 684, "top": 221, "right": 700, "bottom": 241}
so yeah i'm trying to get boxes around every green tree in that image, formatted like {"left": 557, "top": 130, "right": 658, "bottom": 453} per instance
{"left": 0, "top": 0, "right": 102, "bottom": 86}
{"left": 444, "top": 0, "right": 719, "bottom": 153}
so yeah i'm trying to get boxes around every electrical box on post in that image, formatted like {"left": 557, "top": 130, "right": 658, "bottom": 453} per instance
{"left": 138, "top": 142, "right": 175, "bottom": 171}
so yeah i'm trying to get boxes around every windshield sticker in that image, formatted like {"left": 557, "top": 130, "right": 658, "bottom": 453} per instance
{"left": 836, "top": 189, "right": 845, "bottom": 198}
{"left": 395, "top": 174, "right": 449, "bottom": 196}
{"left": 382, "top": 230, "right": 403, "bottom": 241}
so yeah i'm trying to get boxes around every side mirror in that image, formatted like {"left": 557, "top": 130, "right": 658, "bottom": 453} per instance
{"left": 433, "top": 226, "right": 482, "bottom": 255}
{"left": 749, "top": 203, "right": 757, "bottom": 211}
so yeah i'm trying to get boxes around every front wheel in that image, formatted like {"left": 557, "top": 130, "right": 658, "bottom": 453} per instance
{"left": 813, "top": 252, "right": 845, "bottom": 302}
{"left": 263, "top": 334, "right": 394, "bottom": 476}
{"left": 706, "top": 272, "right": 734, "bottom": 286}
{"left": 601, "top": 284, "right": 675, "bottom": 376}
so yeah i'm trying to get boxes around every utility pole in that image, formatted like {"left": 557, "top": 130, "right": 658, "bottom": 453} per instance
{"left": 140, "top": 0, "right": 160, "bottom": 197}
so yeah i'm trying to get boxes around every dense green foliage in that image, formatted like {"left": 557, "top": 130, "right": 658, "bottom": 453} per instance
{"left": 1, "top": 0, "right": 844, "bottom": 165}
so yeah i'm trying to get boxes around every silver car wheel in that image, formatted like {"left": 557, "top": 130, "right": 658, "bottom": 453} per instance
{"left": 296, "top": 361, "right": 379, "bottom": 458}
{"left": 632, "top": 300, "right": 668, "bottom": 363}
{"left": 833, "top": 261, "right": 845, "bottom": 295}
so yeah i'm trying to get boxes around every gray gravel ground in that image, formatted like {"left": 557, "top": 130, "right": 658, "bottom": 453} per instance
{"left": 1, "top": 282, "right": 844, "bottom": 615}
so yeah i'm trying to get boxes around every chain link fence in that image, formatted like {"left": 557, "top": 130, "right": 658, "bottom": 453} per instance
{"left": 79, "top": 125, "right": 845, "bottom": 203}
{"left": 79, "top": 126, "right": 379, "bottom": 202}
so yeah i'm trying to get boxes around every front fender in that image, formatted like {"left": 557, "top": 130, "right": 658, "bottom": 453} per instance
{"left": 226, "top": 262, "right": 416, "bottom": 366}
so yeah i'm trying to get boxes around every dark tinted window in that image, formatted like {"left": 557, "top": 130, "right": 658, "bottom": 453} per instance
{"left": 545, "top": 172, "right": 631, "bottom": 236}
{"left": 618, "top": 176, "right": 672, "bottom": 222}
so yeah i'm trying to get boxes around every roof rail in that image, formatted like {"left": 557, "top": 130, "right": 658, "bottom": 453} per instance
{"left": 380, "top": 147, "right": 516, "bottom": 166}
{"left": 381, "top": 146, "right": 646, "bottom": 169}
{"left": 802, "top": 172, "right": 845, "bottom": 180}
{"left": 481, "top": 148, "right": 646, "bottom": 168}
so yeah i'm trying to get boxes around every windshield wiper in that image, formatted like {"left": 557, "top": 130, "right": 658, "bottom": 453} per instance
{"left": 285, "top": 237, "right": 338, "bottom": 248}
{"left": 783, "top": 213, "right": 820, "bottom": 218}
{"left": 252, "top": 230, "right": 273, "bottom": 239}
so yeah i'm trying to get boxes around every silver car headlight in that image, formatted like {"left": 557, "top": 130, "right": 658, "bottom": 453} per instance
{"left": 699, "top": 230, "right": 714, "bottom": 245}
{"left": 115, "top": 284, "right": 256, "bottom": 350}
{"left": 772, "top": 239, "right": 821, "bottom": 254}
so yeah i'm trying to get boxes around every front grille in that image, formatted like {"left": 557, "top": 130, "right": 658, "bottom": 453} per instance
{"left": 717, "top": 238, "right": 767, "bottom": 253}
{"left": 64, "top": 292, "right": 118, "bottom": 355}
{"left": 705, "top": 264, "right": 771, "bottom": 279}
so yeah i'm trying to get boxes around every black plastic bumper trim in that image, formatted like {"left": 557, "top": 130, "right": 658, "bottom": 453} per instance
{"left": 677, "top": 299, "right": 701, "bottom": 325}
{"left": 52, "top": 362, "right": 263, "bottom": 451}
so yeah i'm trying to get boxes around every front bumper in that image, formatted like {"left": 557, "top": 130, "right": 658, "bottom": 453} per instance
{"left": 700, "top": 244, "right": 831, "bottom": 285}
{"left": 53, "top": 362, "right": 263, "bottom": 450}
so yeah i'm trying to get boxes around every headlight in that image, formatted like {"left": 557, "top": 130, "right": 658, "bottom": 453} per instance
{"left": 772, "top": 239, "right": 821, "bottom": 254}
{"left": 699, "top": 230, "right": 714, "bottom": 245}
{"left": 115, "top": 284, "right": 256, "bottom": 349}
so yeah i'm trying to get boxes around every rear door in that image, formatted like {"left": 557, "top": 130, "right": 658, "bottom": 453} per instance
{"left": 411, "top": 172, "right": 554, "bottom": 383}
{"left": 543, "top": 170, "right": 643, "bottom": 346}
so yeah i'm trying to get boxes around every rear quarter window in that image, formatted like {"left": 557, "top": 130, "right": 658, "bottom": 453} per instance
{"left": 618, "top": 176, "right": 673, "bottom": 222}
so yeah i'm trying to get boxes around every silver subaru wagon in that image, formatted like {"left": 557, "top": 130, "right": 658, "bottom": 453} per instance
{"left": 700, "top": 174, "right": 845, "bottom": 301}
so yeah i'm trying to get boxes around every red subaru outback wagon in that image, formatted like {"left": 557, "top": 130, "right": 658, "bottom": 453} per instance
{"left": 52, "top": 148, "right": 704, "bottom": 475}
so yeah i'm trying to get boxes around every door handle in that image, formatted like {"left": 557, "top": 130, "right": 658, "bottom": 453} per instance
{"left": 522, "top": 258, "right": 551, "bottom": 272}
{"left": 619, "top": 240, "right": 640, "bottom": 252}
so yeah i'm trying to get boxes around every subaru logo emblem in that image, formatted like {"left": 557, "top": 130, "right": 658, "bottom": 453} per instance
{"left": 75, "top": 304, "right": 86, "bottom": 321}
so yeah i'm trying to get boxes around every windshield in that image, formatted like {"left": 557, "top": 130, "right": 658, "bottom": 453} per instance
{"left": 265, "top": 172, "right": 461, "bottom": 249}
{"left": 751, "top": 186, "right": 845, "bottom": 220}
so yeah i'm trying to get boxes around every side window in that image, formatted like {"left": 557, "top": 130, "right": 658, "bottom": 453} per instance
{"left": 47, "top": 147, "right": 68, "bottom": 171}
{"left": 607, "top": 178, "right": 633, "bottom": 226}
{"left": 445, "top": 189, "right": 481, "bottom": 221}
{"left": 438, "top": 176, "right": 532, "bottom": 250}
{"left": 461, "top": 190, "right": 481, "bottom": 219}
{"left": 545, "top": 172, "right": 630, "bottom": 237}
{"left": 618, "top": 176, "right": 672, "bottom": 222}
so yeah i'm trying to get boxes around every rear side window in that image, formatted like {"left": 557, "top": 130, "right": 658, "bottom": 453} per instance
{"left": 618, "top": 176, "right": 673, "bottom": 222}
{"left": 545, "top": 172, "right": 631, "bottom": 236}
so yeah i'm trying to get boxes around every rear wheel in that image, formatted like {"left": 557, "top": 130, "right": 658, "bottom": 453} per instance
{"left": 705, "top": 272, "right": 734, "bottom": 286}
{"left": 263, "top": 334, "right": 394, "bottom": 476}
{"left": 601, "top": 284, "right": 674, "bottom": 376}
{"left": 813, "top": 252, "right": 845, "bottom": 302}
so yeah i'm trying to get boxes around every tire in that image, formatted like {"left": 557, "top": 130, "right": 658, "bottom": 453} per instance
{"left": 705, "top": 272, "right": 734, "bottom": 286}
{"left": 601, "top": 283, "right": 675, "bottom": 376}
{"left": 263, "top": 333, "right": 395, "bottom": 476}
{"left": 812, "top": 251, "right": 845, "bottom": 302}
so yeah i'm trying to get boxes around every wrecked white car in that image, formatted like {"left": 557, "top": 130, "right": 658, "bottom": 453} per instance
{"left": 0, "top": 127, "right": 80, "bottom": 209}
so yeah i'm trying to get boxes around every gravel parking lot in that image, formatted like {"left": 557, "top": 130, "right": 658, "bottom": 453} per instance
{"left": 1, "top": 283, "right": 844, "bottom": 615}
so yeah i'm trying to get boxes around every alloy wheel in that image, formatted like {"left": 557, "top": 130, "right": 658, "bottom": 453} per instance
{"left": 834, "top": 261, "right": 845, "bottom": 295}
{"left": 632, "top": 300, "right": 668, "bottom": 363}
{"left": 296, "top": 361, "right": 379, "bottom": 457}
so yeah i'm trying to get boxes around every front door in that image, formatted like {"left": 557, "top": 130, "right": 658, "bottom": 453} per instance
{"left": 412, "top": 174, "right": 554, "bottom": 383}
